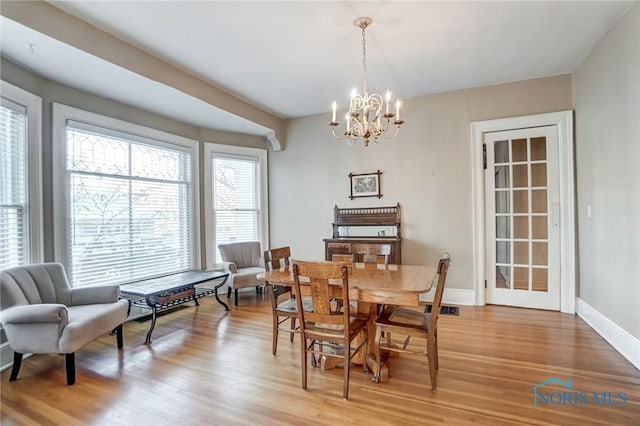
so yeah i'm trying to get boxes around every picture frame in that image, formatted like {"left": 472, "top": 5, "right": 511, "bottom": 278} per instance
{"left": 349, "top": 170, "right": 382, "bottom": 200}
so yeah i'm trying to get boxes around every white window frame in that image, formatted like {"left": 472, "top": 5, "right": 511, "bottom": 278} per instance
{"left": 203, "top": 143, "right": 269, "bottom": 269}
{"left": 0, "top": 80, "right": 43, "bottom": 266}
{"left": 51, "top": 103, "right": 200, "bottom": 283}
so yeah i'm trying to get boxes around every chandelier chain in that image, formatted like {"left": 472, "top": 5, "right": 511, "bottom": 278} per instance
{"left": 362, "top": 25, "right": 368, "bottom": 94}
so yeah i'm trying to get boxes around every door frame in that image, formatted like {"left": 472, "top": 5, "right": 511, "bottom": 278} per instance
{"left": 470, "top": 111, "right": 576, "bottom": 314}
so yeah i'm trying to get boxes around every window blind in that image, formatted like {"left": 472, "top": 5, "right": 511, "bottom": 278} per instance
{"left": 65, "top": 125, "right": 193, "bottom": 287}
{"left": 213, "top": 155, "right": 261, "bottom": 263}
{"left": 0, "top": 100, "right": 28, "bottom": 269}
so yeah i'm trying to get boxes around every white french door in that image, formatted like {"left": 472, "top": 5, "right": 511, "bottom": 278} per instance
{"left": 484, "top": 126, "right": 561, "bottom": 310}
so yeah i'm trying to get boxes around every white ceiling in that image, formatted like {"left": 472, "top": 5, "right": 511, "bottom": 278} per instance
{"left": 1, "top": 1, "right": 635, "bottom": 135}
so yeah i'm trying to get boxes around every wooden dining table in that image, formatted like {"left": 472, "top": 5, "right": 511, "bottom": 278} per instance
{"left": 257, "top": 262, "right": 437, "bottom": 381}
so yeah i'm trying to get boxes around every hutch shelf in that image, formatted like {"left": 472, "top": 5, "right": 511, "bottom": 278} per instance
{"left": 323, "top": 203, "right": 402, "bottom": 264}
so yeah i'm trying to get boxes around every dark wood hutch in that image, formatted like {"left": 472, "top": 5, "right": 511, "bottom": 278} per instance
{"left": 323, "top": 203, "right": 402, "bottom": 264}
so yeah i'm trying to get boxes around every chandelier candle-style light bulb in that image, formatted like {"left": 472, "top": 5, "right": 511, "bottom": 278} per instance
{"left": 329, "top": 17, "right": 405, "bottom": 147}
{"left": 385, "top": 90, "right": 391, "bottom": 114}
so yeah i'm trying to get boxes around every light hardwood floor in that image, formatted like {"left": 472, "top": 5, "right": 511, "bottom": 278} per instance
{"left": 1, "top": 293, "right": 639, "bottom": 425}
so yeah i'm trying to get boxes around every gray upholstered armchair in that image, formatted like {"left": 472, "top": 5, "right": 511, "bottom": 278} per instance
{"left": 0, "top": 263, "right": 129, "bottom": 385}
{"left": 218, "top": 241, "right": 265, "bottom": 306}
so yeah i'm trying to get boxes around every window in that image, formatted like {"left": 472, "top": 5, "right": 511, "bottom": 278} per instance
{"left": 204, "top": 143, "right": 268, "bottom": 267}
{"left": 53, "top": 104, "right": 199, "bottom": 287}
{"left": 0, "top": 81, "right": 42, "bottom": 269}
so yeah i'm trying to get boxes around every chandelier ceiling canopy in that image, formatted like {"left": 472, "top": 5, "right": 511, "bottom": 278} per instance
{"left": 329, "top": 17, "right": 405, "bottom": 147}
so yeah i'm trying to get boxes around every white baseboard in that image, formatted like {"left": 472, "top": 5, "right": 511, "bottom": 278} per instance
{"left": 0, "top": 343, "right": 13, "bottom": 372}
{"left": 420, "top": 288, "right": 474, "bottom": 306}
{"left": 0, "top": 343, "right": 31, "bottom": 372}
{"left": 577, "top": 297, "right": 640, "bottom": 370}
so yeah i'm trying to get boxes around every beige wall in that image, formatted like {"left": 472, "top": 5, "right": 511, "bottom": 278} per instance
{"left": 574, "top": 3, "right": 640, "bottom": 338}
{"left": 1, "top": 58, "right": 266, "bottom": 266}
{"left": 269, "top": 75, "right": 572, "bottom": 292}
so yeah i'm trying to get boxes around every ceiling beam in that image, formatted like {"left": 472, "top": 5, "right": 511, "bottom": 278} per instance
{"left": 1, "top": 0, "right": 285, "bottom": 150}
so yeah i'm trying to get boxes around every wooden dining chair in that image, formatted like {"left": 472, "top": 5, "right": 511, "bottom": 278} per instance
{"left": 351, "top": 243, "right": 391, "bottom": 264}
{"left": 373, "top": 256, "right": 451, "bottom": 390}
{"left": 264, "top": 247, "right": 311, "bottom": 355}
{"left": 351, "top": 243, "right": 393, "bottom": 315}
{"left": 331, "top": 254, "right": 354, "bottom": 263}
{"left": 292, "top": 260, "right": 368, "bottom": 399}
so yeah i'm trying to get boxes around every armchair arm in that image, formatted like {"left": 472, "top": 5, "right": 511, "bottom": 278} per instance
{"left": 70, "top": 285, "right": 121, "bottom": 306}
{"left": 222, "top": 261, "right": 238, "bottom": 273}
{"left": 0, "top": 304, "right": 69, "bottom": 325}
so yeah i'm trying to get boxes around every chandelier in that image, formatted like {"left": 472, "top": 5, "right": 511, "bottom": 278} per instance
{"left": 329, "top": 17, "right": 404, "bottom": 147}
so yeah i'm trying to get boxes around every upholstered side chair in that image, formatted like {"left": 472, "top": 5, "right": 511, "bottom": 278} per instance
{"left": 218, "top": 241, "right": 265, "bottom": 306}
{"left": 0, "top": 263, "right": 129, "bottom": 385}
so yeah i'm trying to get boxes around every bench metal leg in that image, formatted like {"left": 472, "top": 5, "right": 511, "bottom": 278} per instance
{"left": 144, "top": 307, "right": 158, "bottom": 344}
{"left": 214, "top": 288, "right": 230, "bottom": 311}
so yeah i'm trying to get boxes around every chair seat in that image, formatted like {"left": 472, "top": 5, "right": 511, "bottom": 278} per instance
{"left": 60, "top": 300, "right": 130, "bottom": 353}
{"left": 375, "top": 307, "right": 431, "bottom": 331}
{"left": 229, "top": 266, "right": 265, "bottom": 289}
{"left": 276, "top": 296, "right": 313, "bottom": 313}
{"left": 305, "top": 316, "right": 368, "bottom": 340}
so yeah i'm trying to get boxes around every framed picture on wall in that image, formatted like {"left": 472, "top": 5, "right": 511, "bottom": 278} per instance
{"left": 349, "top": 170, "right": 382, "bottom": 200}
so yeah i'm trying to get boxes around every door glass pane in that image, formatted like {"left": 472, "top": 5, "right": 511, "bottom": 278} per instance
{"left": 488, "top": 131, "right": 556, "bottom": 303}
{"left": 531, "top": 163, "right": 547, "bottom": 187}
{"left": 496, "top": 241, "right": 510, "bottom": 264}
{"left": 532, "top": 242, "right": 548, "bottom": 265}
{"left": 496, "top": 265, "right": 510, "bottom": 289}
{"left": 495, "top": 191, "right": 510, "bottom": 213}
{"left": 494, "top": 140, "right": 509, "bottom": 163}
{"left": 513, "top": 190, "right": 528, "bottom": 213}
{"left": 531, "top": 190, "right": 547, "bottom": 213}
{"left": 495, "top": 166, "right": 510, "bottom": 188}
{"left": 513, "top": 267, "right": 529, "bottom": 290}
{"left": 531, "top": 137, "right": 546, "bottom": 161}
{"left": 513, "top": 216, "right": 528, "bottom": 239}
{"left": 512, "top": 139, "right": 528, "bottom": 162}
{"left": 532, "top": 216, "right": 548, "bottom": 239}
{"left": 514, "top": 242, "right": 528, "bottom": 264}
{"left": 532, "top": 268, "right": 548, "bottom": 291}
{"left": 496, "top": 216, "right": 510, "bottom": 239}
{"left": 512, "top": 164, "right": 528, "bottom": 188}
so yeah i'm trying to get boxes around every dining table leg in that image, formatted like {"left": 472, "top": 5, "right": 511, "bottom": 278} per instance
{"left": 358, "top": 302, "right": 389, "bottom": 382}
{"left": 317, "top": 302, "right": 389, "bottom": 382}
